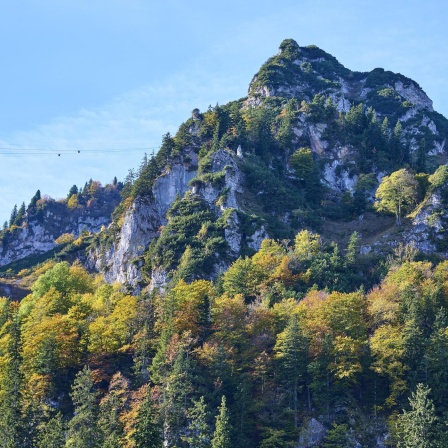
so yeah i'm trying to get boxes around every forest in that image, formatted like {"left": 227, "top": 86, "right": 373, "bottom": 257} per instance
{"left": 1, "top": 232, "right": 448, "bottom": 447}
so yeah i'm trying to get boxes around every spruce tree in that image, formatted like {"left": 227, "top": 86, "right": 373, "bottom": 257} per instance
{"left": 8, "top": 204, "right": 17, "bottom": 227}
{"left": 14, "top": 202, "right": 26, "bottom": 226}
{"left": 132, "top": 388, "right": 162, "bottom": 448}
{"left": 98, "top": 373, "right": 130, "bottom": 448}
{"left": 322, "top": 423, "right": 354, "bottom": 448}
{"left": 397, "top": 384, "right": 438, "bottom": 448}
{"left": 66, "top": 366, "right": 102, "bottom": 448}
{"left": 29, "top": 189, "right": 41, "bottom": 208}
{"left": 212, "top": 396, "right": 232, "bottom": 448}
{"left": 274, "top": 314, "right": 308, "bottom": 427}
{"left": 36, "top": 413, "right": 66, "bottom": 448}
{"left": 0, "top": 303, "right": 23, "bottom": 448}
{"left": 184, "top": 396, "right": 210, "bottom": 448}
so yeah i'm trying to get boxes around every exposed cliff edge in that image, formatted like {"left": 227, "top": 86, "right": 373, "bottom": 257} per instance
{"left": 0, "top": 183, "right": 120, "bottom": 268}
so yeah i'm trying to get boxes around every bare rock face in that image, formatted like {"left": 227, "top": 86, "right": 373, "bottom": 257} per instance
{"left": 404, "top": 191, "right": 447, "bottom": 254}
{"left": 0, "top": 191, "right": 119, "bottom": 268}
{"left": 92, "top": 162, "right": 197, "bottom": 288}
{"left": 298, "top": 418, "right": 326, "bottom": 447}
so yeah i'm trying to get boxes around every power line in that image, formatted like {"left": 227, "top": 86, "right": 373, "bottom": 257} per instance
{"left": 0, "top": 145, "right": 161, "bottom": 156}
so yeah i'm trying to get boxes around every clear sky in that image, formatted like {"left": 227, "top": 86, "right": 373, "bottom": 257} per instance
{"left": 0, "top": 0, "right": 447, "bottom": 222}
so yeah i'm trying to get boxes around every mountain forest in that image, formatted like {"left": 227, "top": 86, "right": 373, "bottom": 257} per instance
{"left": 1, "top": 39, "right": 448, "bottom": 447}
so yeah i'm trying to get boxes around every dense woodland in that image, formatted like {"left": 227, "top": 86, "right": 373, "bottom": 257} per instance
{"left": 2, "top": 39, "right": 448, "bottom": 447}
{"left": 2, "top": 235, "right": 448, "bottom": 447}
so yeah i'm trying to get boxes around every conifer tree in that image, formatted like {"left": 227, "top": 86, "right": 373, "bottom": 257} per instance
{"left": 322, "top": 423, "right": 354, "bottom": 448}
{"left": 14, "top": 202, "right": 26, "bottom": 226}
{"left": 98, "top": 373, "right": 130, "bottom": 448}
{"left": 8, "top": 204, "right": 17, "bottom": 227}
{"left": 29, "top": 189, "right": 41, "bottom": 208}
{"left": 66, "top": 366, "right": 101, "bottom": 448}
{"left": 415, "top": 138, "right": 427, "bottom": 173}
{"left": 274, "top": 314, "right": 308, "bottom": 427}
{"left": 132, "top": 388, "right": 162, "bottom": 448}
{"left": 345, "top": 231, "right": 360, "bottom": 267}
{"left": 183, "top": 396, "right": 210, "bottom": 448}
{"left": 212, "top": 396, "right": 232, "bottom": 448}
{"left": 36, "top": 413, "right": 66, "bottom": 448}
{"left": 397, "top": 384, "right": 438, "bottom": 448}
{"left": 0, "top": 303, "right": 23, "bottom": 448}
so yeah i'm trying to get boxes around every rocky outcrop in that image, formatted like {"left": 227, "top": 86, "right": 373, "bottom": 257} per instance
{"left": 404, "top": 190, "right": 448, "bottom": 254}
{"left": 91, "top": 160, "right": 197, "bottom": 287}
{"left": 0, "top": 190, "right": 119, "bottom": 268}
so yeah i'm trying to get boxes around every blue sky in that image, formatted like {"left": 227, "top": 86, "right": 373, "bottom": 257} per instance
{"left": 0, "top": 0, "right": 447, "bottom": 222}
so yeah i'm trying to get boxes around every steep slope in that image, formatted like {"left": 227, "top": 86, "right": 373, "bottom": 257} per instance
{"left": 3, "top": 39, "right": 448, "bottom": 290}
{"left": 0, "top": 181, "right": 120, "bottom": 268}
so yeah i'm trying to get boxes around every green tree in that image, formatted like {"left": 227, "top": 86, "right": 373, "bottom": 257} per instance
{"left": 322, "top": 423, "right": 354, "bottom": 448}
{"left": 98, "top": 373, "right": 130, "bottom": 448}
{"left": 132, "top": 388, "right": 162, "bottom": 448}
{"left": 374, "top": 169, "right": 418, "bottom": 225}
{"left": 415, "top": 138, "right": 427, "bottom": 173}
{"left": 184, "top": 396, "right": 210, "bottom": 448}
{"left": 212, "top": 396, "right": 232, "bottom": 448}
{"left": 274, "top": 314, "right": 308, "bottom": 427}
{"left": 8, "top": 204, "right": 17, "bottom": 227}
{"left": 345, "top": 231, "right": 360, "bottom": 267}
{"left": 0, "top": 303, "right": 23, "bottom": 448}
{"left": 396, "top": 384, "right": 438, "bottom": 448}
{"left": 65, "top": 366, "right": 101, "bottom": 448}
{"left": 36, "top": 413, "right": 66, "bottom": 448}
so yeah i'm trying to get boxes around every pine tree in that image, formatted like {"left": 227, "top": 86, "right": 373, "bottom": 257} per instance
{"left": 212, "top": 396, "right": 232, "bottom": 448}
{"left": 397, "top": 384, "right": 438, "bottom": 448}
{"left": 132, "top": 387, "right": 162, "bottom": 448}
{"left": 183, "top": 396, "right": 210, "bottom": 448}
{"left": 66, "top": 366, "right": 102, "bottom": 448}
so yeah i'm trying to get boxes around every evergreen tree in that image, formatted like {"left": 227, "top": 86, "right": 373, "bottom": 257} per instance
{"left": 132, "top": 388, "right": 162, "bottom": 448}
{"left": 9, "top": 204, "right": 17, "bottom": 227}
{"left": 212, "top": 396, "right": 232, "bottom": 448}
{"left": 67, "top": 185, "right": 78, "bottom": 199}
{"left": 98, "top": 373, "right": 130, "bottom": 448}
{"left": 322, "top": 423, "right": 354, "bottom": 448}
{"left": 36, "top": 413, "right": 66, "bottom": 448}
{"left": 274, "top": 314, "right": 308, "bottom": 427}
{"left": 14, "top": 202, "right": 26, "bottom": 226}
{"left": 66, "top": 366, "right": 101, "bottom": 448}
{"left": 29, "top": 189, "right": 41, "bottom": 208}
{"left": 345, "top": 231, "right": 360, "bottom": 267}
{"left": 0, "top": 303, "right": 23, "bottom": 448}
{"left": 183, "top": 396, "right": 210, "bottom": 448}
{"left": 2, "top": 221, "right": 7, "bottom": 230}
{"left": 415, "top": 138, "right": 427, "bottom": 173}
{"left": 397, "top": 384, "right": 438, "bottom": 448}
{"left": 425, "top": 309, "right": 448, "bottom": 413}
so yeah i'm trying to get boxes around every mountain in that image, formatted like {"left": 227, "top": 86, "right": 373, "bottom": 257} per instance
{"left": 84, "top": 39, "right": 448, "bottom": 290}
{"left": 2, "top": 40, "right": 448, "bottom": 447}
